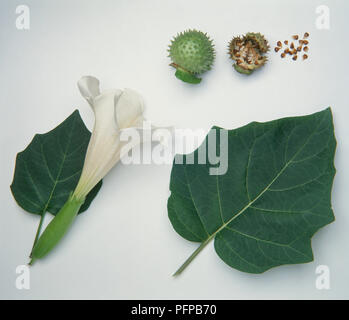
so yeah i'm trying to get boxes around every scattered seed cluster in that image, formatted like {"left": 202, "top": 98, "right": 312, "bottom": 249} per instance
{"left": 274, "top": 32, "right": 309, "bottom": 61}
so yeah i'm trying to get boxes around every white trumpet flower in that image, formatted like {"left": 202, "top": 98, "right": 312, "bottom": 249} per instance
{"left": 30, "top": 76, "right": 160, "bottom": 263}
{"left": 73, "top": 76, "right": 147, "bottom": 199}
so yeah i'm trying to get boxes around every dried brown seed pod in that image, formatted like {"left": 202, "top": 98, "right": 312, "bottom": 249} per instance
{"left": 292, "top": 35, "right": 299, "bottom": 40}
{"left": 304, "top": 32, "right": 309, "bottom": 38}
{"left": 228, "top": 32, "right": 269, "bottom": 75}
{"left": 303, "top": 54, "right": 308, "bottom": 60}
{"left": 303, "top": 46, "right": 309, "bottom": 52}
{"left": 293, "top": 55, "right": 298, "bottom": 61}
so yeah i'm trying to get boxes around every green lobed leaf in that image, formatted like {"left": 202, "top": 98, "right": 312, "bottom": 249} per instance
{"left": 10, "top": 110, "right": 102, "bottom": 217}
{"left": 168, "top": 108, "right": 336, "bottom": 274}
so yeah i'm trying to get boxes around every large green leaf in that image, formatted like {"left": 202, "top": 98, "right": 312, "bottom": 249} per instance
{"left": 168, "top": 108, "right": 336, "bottom": 275}
{"left": 11, "top": 110, "right": 102, "bottom": 216}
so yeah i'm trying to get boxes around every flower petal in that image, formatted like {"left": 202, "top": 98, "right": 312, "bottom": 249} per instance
{"left": 115, "top": 89, "right": 144, "bottom": 129}
{"left": 92, "top": 89, "right": 122, "bottom": 133}
{"left": 77, "top": 76, "right": 101, "bottom": 107}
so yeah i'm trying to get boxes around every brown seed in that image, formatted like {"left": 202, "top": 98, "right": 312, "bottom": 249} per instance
{"left": 292, "top": 35, "right": 299, "bottom": 40}
{"left": 290, "top": 42, "right": 295, "bottom": 49}
{"left": 284, "top": 40, "right": 288, "bottom": 45}
{"left": 281, "top": 53, "right": 286, "bottom": 58}
{"left": 303, "top": 46, "right": 309, "bottom": 52}
{"left": 292, "top": 49, "right": 297, "bottom": 55}
{"left": 303, "top": 40, "right": 309, "bottom": 45}
{"left": 274, "top": 47, "right": 280, "bottom": 52}
{"left": 299, "top": 40, "right": 303, "bottom": 45}
{"left": 304, "top": 32, "right": 309, "bottom": 38}
{"left": 293, "top": 55, "right": 298, "bottom": 61}
{"left": 303, "top": 54, "right": 308, "bottom": 60}
{"left": 284, "top": 48, "right": 290, "bottom": 53}
{"left": 297, "top": 46, "right": 302, "bottom": 52}
{"left": 277, "top": 41, "right": 282, "bottom": 47}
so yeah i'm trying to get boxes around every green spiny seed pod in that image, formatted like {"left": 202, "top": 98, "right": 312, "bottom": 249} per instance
{"left": 168, "top": 29, "right": 215, "bottom": 84}
{"left": 228, "top": 32, "right": 269, "bottom": 75}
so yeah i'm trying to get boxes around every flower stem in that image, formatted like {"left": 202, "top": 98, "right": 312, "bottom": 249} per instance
{"left": 173, "top": 237, "right": 212, "bottom": 276}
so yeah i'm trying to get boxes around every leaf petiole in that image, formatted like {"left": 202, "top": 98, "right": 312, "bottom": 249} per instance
{"left": 29, "top": 211, "right": 47, "bottom": 259}
{"left": 173, "top": 237, "right": 212, "bottom": 276}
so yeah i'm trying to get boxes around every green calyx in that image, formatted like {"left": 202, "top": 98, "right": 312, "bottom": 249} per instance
{"left": 168, "top": 29, "right": 215, "bottom": 84}
{"left": 29, "top": 194, "right": 85, "bottom": 264}
{"left": 228, "top": 32, "right": 269, "bottom": 75}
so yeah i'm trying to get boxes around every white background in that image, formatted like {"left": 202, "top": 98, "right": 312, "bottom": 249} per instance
{"left": 0, "top": 0, "right": 348, "bottom": 299}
